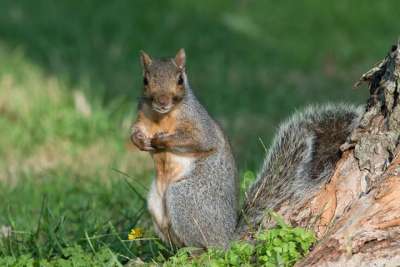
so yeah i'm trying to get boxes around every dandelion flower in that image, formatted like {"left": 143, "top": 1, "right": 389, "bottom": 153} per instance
{"left": 128, "top": 227, "right": 143, "bottom": 240}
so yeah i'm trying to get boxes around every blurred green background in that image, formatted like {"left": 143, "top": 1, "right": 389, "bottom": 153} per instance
{"left": 0, "top": 0, "right": 399, "bottom": 264}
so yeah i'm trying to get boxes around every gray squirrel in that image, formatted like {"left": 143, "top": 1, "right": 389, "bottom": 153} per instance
{"left": 131, "top": 49, "right": 238, "bottom": 249}
{"left": 130, "top": 49, "right": 363, "bottom": 249}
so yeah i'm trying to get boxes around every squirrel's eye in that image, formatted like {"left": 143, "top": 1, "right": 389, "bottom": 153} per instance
{"left": 143, "top": 77, "right": 149, "bottom": 86}
{"left": 177, "top": 75, "right": 184, "bottom": 85}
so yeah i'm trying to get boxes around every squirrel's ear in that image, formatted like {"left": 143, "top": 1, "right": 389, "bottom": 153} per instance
{"left": 140, "top": 50, "right": 152, "bottom": 69}
{"left": 174, "top": 48, "right": 186, "bottom": 70}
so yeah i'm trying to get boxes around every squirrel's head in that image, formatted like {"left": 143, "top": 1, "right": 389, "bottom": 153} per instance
{"left": 139, "top": 49, "right": 187, "bottom": 114}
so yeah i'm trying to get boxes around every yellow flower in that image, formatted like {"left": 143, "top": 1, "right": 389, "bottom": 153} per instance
{"left": 128, "top": 227, "right": 143, "bottom": 240}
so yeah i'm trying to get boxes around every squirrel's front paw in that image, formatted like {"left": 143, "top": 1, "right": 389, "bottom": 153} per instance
{"left": 151, "top": 132, "right": 169, "bottom": 149}
{"left": 131, "top": 129, "right": 154, "bottom": 151}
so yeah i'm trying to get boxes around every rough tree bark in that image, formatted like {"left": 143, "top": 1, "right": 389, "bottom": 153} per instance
{"left": 255, "top": 43, "right": 400, "bottom": 266}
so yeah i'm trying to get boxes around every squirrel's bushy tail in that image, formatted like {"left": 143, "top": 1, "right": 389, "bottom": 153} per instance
{"left": 237, "top": 104, "right": 363, "bottom": 234}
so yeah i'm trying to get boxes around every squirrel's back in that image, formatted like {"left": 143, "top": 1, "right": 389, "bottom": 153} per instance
{"left": 237, "top": 104, "right": 363, "bottom": 234}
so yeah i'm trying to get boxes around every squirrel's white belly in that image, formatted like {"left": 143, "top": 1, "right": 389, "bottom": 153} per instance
{"left": 148, "top": 180, "right": 166, "bottom": 228}
{"left": 170, "top": 154, "right": 195, "bottom": 180}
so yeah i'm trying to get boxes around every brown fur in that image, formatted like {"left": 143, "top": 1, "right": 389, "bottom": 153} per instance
{"left": 136, "top": 104, "right": 179, "bottom": 136}
{"left": 133, "top": 105, "right": 192, "bottom": 196}
{"left": 153, "top": 152, "right": 184, "bottom": 195}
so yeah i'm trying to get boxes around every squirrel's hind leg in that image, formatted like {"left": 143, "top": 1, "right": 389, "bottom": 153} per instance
{"left": 165, "top": 180, "right": 235, "bottom": 249}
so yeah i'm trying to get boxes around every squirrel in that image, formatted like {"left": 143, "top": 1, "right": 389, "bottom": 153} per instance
{"left": 130, "top": 49, "right": 363, "bottom": 249}
{"left": 130, "top": 49, "right": 238, "bottom": 249}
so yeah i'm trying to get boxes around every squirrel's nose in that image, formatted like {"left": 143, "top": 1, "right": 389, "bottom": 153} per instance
{"left": 157, "top": 95, "right": 169, "bottom": 106}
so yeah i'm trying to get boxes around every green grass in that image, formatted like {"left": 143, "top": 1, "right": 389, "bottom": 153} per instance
{"left": 163, "top": 212, "right": 316, "bottom": 267}
{"left": 0, "top": 47, "right": 163, "bottom": 265}
{"left": 0, "top": 0, "right": 399, "bottom": 266}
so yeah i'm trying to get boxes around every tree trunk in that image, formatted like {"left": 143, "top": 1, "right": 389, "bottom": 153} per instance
{"left": 266, "top": 43, "right": 400, "bottom": 266}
